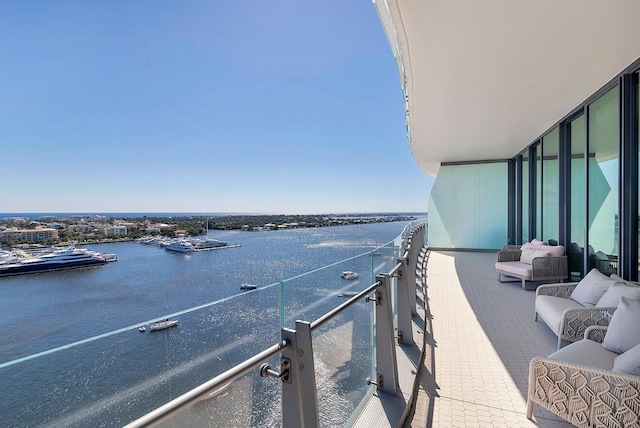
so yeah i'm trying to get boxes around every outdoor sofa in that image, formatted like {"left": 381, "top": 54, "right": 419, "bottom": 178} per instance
{"left": 534, "top": 268, "right": 640, "bottom": 349}
{"left": 495, "top": 240, "right": 567, "bottom": 289}
{"left": 528, "top": 297, "right": 640, "bottom": 427}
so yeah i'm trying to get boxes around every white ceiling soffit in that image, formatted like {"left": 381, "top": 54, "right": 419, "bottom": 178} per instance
{"left": 377, "top": 0, "right": 640, "bottom": 176}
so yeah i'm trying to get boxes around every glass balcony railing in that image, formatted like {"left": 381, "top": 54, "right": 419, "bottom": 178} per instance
{"left": 0, "top": 220, "right": 426, "bottom": 427}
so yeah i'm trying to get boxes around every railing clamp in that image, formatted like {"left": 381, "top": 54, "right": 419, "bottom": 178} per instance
{"left": 396, "top": 330, "right": 403, "bottom": 342}
{"left": 260, "top": 357, "right": 291, "bottom": 384}
{"left": 366, "top": 291, "right": 382, "bottom": 306}
{"left": 366, "top": 374, "right": 384, "bottom": 388}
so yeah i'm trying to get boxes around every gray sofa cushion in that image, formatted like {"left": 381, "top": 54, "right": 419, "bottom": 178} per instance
{"left": 603, "top": 297, "right": 640, "bottom": 354}
{"left": 548, "top": 338, "right": 616, "bottom": 370}
{"left": 613, "top": 343, "right": 640, "bottom": 376}
{"left": 570, "top": 268, "right": 619, "bottom": 307}
{"left": 596, "top": 283, "right": 640, "bottom": 307}
{"left": 535, "top": 295, "right": 583, "bottom": 334}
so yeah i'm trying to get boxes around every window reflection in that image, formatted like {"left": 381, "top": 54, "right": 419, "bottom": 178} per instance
{"left": 588, "top": 86, "right": 619, "bottom": 276}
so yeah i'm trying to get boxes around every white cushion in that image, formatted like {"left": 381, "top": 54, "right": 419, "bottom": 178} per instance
{"left": 570, "top": 268, "right": 618, "bottom": 307}
{"left": 610, "top": 273, "right": 640, "bottom": 287}
{"left": 613, "top": 343, "right": 640, "bottom": 376}
{"left": 520, "top": 248, "right": 550, "bottom": 264}
{"left": 535, "top": 295, "right": 583, "bottom": 334}
{"left": 523, "top": 242, "right": 565, "bottom": 257}
{"left": 596, "top": 283, "right": 640, "bottom": 307}
{"left": 602, "top": 297, "right": 640, "bottom": 354}
{"left": 495, "top": 261, "right": 532, "bottom": 278}
{"left": 530, "top": 238, "right": 547, "bottom": 245}
{"left": 548, "top": 339, "right": 616, "bottom": 370}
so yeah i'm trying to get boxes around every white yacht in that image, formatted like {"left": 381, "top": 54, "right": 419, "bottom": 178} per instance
{"left": 191, "top": 238, "right": 228, "bottom": 251}
{"left": 0, "top": 245, "right": 114, "bottom": 277}
{"left": 165, "top": 240, "right": 195, "bottom": 253}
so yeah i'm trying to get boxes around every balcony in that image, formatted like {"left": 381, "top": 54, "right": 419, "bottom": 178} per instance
{"left": 1, "top": 223, "right": 579, "bottom": 427}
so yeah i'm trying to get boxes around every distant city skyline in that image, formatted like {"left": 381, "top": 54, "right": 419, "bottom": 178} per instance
{"left": 0, "top": 1, "right": 433, "bottom": 214}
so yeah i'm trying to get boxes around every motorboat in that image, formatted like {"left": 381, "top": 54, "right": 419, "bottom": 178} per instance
{"left": 240, "top": 283, "right": 257, "bottom": 290}
{"left": 340, "top": 271, "right": 359, "bottom": 280}
{"left": 337, "top": 291, "right": 359, "bottom": 297}
{"left": 138, "top": 326, "right": 146, "bottom": 332}
{"left": 149, "top": 319, "right": 179, "bottom": 331}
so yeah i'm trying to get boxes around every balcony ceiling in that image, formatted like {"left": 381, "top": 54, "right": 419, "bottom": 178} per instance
{"left": 380, "top": 0, "right": 640, "bottom": 176}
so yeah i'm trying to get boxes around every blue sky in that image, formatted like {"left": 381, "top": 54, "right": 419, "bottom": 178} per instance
{"left": 0, "top": 1, "right": 433, "bottom": 214}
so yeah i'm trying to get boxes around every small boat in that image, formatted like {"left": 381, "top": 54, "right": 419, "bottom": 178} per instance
{"left": 138, "top": 326, "right": 146, "bottom": 332}
{"left": 341, "top": 271, "right": 359, "bottom": 280}
{"left": 149, "top": 319, "right": 179, "bottom": 331}
{"left": 240, "top": 283, "right": 257, "bottom": 290}
{"left": 338, "top": 291, "right": 359, "bottom": 297}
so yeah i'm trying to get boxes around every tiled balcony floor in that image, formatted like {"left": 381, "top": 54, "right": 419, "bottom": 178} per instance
{"left": 405, "top": 250, "right": 574, "bottom": 428}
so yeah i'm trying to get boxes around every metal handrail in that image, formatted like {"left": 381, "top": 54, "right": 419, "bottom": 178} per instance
{"left": 310, "top": 281, "right": 380, "bottom": 330}
{"left": 124, "top": 340, "right": 290, "bottom": 428}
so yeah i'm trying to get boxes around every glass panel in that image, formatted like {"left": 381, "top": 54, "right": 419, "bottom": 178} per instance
{"left": 570, "top": 115, "right": 586, "bottom": 279}
{"left": 0, "top": 287, "right": 281, "bottom": 426}
{"left": 156, "top": 362, "right": 283, "bottom": 427}
{"left": 542, "top": 128, "right": 560, "bottom": 243}
{"left": 522, "top": 154, "right": 529, "bottom": 243}
{"left": 313, "top": 303, "right": 374, "bottom": 427}
{"left": 281, "top": 252, "right": 372, "bottom": 329}
{"left": 588, "top": 86, "right": 619, "bottom": 275}
{"left": 638, "top": 71, "right": 640, "bottom": 279}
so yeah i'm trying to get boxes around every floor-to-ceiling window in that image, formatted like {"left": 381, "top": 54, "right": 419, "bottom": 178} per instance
{"left": 588, "top": 85, "right": 619, "bottom": 275}
{"left": 535, "top": 143, "right": 542, "bottom": 240}
{"left": 542, "top": 129, "right": 559, "bottom": 242}
{"left": 569, "top": 115, "right": 586, "bottom": 278}
{"left": 521, "top": 153, "right": 529, "bottom": 243}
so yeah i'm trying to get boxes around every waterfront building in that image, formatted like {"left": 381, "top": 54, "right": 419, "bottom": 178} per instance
{"left": 68, "top": 224, "right": 94, "bottom": 233}
{"left": 103, "top": 226, "right": 127, "bottom": 237}
{"left": 0, "top": 228, "right": 58, "bottom": 244}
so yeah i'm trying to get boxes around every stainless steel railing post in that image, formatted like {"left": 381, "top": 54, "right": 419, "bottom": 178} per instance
{"left": 406, "top": 237, "right": 418, "bottom": 316}
{"left": 372, "top": 273, "right": 399, "bottom": 395}
{"left": 395, "top": 251, "right": 413, "bottom": 345}
{"left": 280, "top": 321, "right": 319, "bottom": 428}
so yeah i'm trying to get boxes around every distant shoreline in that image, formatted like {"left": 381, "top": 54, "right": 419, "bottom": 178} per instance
{"left": 1, "top": 212, "right": 427, "bottom": 221}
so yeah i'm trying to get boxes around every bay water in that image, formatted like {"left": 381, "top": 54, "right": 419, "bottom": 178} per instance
{"left": 0, "top": 221, "right": 411, "bottom": 427}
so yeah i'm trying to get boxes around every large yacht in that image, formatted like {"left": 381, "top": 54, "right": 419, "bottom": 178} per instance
{"left": 164, "top": 240, "right": 195, "bottom": 253}
{"left": 190, "top": 238, "right": 228, "bottom": 251}
{"left": 0, "top": 245, "right": 115, "bottom": 277}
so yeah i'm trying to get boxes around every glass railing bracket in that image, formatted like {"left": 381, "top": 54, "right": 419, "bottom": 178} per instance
{"left": 366, "top": 374, "right": 384, "bottom": 389}
{"left": 366, "top": 291, "right": 382, "bottom": 306}
{"left": 259, "top": 357, "right": 291, "bottom": 384}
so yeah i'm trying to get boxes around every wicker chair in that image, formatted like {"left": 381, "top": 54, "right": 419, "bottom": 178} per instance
{"left": 535, "top": 282, "right": 614, "bottom": 349}
{"left": 527, "top": 326, "right": 640, "bottom": 427}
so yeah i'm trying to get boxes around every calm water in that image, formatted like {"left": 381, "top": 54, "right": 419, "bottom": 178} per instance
{"left": 0, "top": 221, "right": 410, "bottom": 427}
